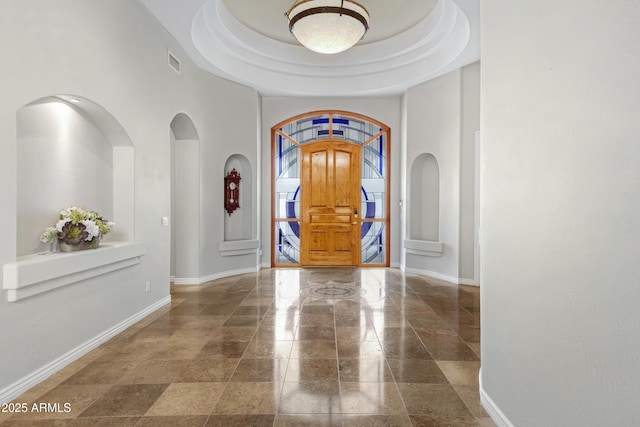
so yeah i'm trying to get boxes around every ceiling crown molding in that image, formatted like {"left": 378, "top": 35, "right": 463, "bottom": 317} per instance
{"left": 141, "top": 0, "right": 479, "bottom": 96}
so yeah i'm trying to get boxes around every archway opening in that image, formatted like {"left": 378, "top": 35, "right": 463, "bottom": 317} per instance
{"left": 170, "top": 113, "right": 200, "bottom": 282}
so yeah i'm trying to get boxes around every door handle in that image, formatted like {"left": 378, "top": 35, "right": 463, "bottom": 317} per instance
{"left": 352, "top": 208, "right": 358, "bottom": 224}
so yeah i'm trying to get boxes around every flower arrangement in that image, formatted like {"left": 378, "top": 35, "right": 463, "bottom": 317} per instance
{"left": 40, "top": 207, "right": 114, "bottom": 251}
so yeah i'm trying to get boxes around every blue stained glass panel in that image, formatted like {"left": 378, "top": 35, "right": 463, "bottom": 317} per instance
{"left": 275, "top": 221, "right": 300, "bottom": 264}
{"left": 280, "top": 114, "right": 330, "bottom": 143}
{"left": 361, "top": 222, "right": 385, "bottom": 264}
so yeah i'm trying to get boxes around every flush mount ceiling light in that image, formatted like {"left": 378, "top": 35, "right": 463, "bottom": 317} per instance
{"left": 286, "top": 0, "right": 370, "bottom": 54}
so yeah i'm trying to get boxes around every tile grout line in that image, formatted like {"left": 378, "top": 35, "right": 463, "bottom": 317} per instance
{"left": 4, "top": 268, "right": 488, "bottom": 425}
{"left": 332, "top": 294, "right": 344, "bottom": 426}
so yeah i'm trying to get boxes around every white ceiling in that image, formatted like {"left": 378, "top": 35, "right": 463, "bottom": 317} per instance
{"left": 139, "top": 0, "right": 480, "bottom": 97}
{"left": 222, "top": 0, "right": 439, "bottom": 45}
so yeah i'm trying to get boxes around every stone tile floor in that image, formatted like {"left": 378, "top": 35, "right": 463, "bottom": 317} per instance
{"left": 0, "top": 268, "right": 495, "bottom": 426}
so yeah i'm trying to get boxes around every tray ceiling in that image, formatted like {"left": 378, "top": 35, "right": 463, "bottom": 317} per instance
{"left": 139, "top": 0, "right": 479, "bottom": 96}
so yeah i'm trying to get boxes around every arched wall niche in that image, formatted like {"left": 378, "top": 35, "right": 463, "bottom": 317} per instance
{"left": 410, "top": 153, "right": 440, "bottom": 241}
{"left": 170, "top": 113, "right": 199, "bottom": 140}
{"left": 170, "top": 113, "right": 200, "bottom": 281}
{"left": 16, "top": 95, "right": 134, "bottom": 256}
{"left": 223, "top": 154, "right": 253, "bottom": 241}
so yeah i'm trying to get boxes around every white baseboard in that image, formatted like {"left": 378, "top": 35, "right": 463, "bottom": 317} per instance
{"left": 404, "top": 267, "right": 477, "bottom": 286}
{"left": 199, "top": 266, "right": 260, "bottom": 283}
{"left": 458, "top": 278, "right": 478, "bottom": 286}
{"left": 171, "top": 277, "right": 201, "bottom": 285}
{"left": 479, "top": 369, "right": 514, "bottom": 427}
{"left": 173, "top": 266, "right": 260, "bottom": 285}
{"left": 0, "top": 296, "right": 171, "bottom": 404}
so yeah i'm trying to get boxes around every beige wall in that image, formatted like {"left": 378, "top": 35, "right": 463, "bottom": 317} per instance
{"left": 481, "top": 1, "right": 640, "bottom": 425}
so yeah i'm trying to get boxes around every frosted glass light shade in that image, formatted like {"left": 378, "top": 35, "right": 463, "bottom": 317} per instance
{"left": 287, "top": 0, "right": 370, "bottom": 54}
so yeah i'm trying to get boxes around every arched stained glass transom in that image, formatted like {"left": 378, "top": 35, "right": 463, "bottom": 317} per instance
{"left": 272, "top": 111, "right": 390, "bottom": 267}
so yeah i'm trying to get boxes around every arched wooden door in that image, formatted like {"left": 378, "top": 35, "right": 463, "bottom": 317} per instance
{"left": 271, "top": 111, "right": 390, "bottom": 267}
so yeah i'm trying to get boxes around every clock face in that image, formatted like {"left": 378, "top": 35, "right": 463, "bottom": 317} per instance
{"left": 229, "top": 182, "right": 236, "bottom": 190}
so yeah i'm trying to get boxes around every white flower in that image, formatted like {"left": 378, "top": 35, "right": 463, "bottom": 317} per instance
{"left": 39, "top": 227, "right": 58, "bottom": 243}
{"left": 56, "top": 218, "right": 71, "bottom": 232}
{"left": 82, "top": 220, "right": 100, "bottom": 241}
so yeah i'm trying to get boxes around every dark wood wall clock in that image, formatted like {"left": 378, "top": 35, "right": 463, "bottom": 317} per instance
{"left": 224, "top": 168, "right": 241, "bottom": 215}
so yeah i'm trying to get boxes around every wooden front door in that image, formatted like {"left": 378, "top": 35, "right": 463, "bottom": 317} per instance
{"left": 300, "top": 141, "right": 361, "bottom": 265}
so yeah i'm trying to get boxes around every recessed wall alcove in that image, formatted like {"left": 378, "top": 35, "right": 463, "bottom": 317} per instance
{"left": 3, "top": 95, "right": 142, "bottom": 302}
{"left": 170, "top": 113, "right": 200, "bottom": 281}
{"left": 221, "top": 154, "right": 257, "bottom": 256}
{"left": 405, "top": 152, "right": 442, "bottom": 256}
{"left": 17, "top": 95, "right": 134, "bottom": 255}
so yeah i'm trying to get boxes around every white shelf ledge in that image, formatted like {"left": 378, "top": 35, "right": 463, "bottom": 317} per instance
{"left": 3, "top": 241, "right": 145, "bottom": 302}
{"left": 404, "top": 239, "right": 443, "bottom": 257}
{"left": 219, "top": 239, "right": 259, "bottom": 256}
